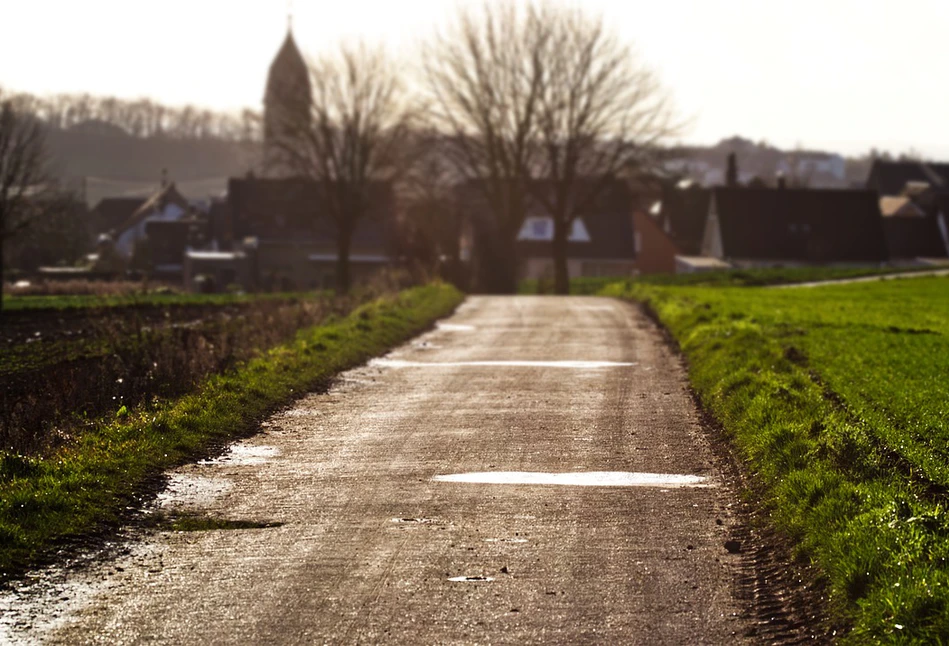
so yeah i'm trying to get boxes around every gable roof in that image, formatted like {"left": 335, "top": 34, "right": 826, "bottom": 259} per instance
{"left": 707, "top": 187, "right": 888, "bottom": 263}
{"left": 227, "top": 177, "right": 395, "bottom": 253}
{"left": 866, "top": 160, "right": 949, "bottom": 196}
{"left": 655, "top": 183, "right": 710, "bottom": 255}
{"left": 114, "top": 183, "right": 192, "bottom": 235}
{"left": 92, "top": 197, "right": 146, "bottom": 233}
{"left": 880, "top": 196, "right": 925, "bottom": 218}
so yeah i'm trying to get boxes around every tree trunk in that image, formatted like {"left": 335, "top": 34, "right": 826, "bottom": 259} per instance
{"left": 552, "top": 217, "right": 570, "bottom": 295}
{"left": 336, "top": 225, "right": 353, "bottom": 295}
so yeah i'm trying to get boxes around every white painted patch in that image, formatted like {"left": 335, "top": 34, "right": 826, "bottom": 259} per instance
{"left": 433, "top": 471, "right": 711, "bottom": 488}
{"left": 436, "top": 323, "right": 476, "bottom": 331}
{"left": 448, "top": 575, "right": 495, "bottom": 582}
{"left": 370, "top": 359, "right": 637, "bottom": 369}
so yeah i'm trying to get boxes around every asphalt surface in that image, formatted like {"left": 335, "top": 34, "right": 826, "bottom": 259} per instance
{"left": 16, "top": 296, "right": 758, "bottom": 644}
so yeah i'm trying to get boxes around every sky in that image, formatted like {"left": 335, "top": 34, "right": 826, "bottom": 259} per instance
{"left": 3, "top": 0, "right": 949, "bottom": 159}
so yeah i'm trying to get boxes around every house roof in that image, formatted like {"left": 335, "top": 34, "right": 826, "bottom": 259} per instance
{"left": 92, "top": 197, "right": 146, "bottom": 232}
{"left": 710, "top": 187, "right": 889, "bottom": 263}
{"left": 115, "top": 183, "right": 192, "bottom": 235}
{"left": 227, "top": 177, "right": 395, "bottom": 253}
{"left": 656, "top": 184, "right": 710, "bottom": 255}
{"left": 879, "top": 196, "right": 925, "bottom": 218}
{"left": 866, "top": 160, "right": 949, "bottom": 196}
{"left": 457, "top": 178, "right": 637, "bottom": 260}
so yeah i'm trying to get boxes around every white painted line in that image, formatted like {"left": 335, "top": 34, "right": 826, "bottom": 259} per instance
{"left": 433, "top": 471, "right": 711, "bottom": 488}
{"left": 436, "top": 323, "right": 476, "bottom": 331}
{"left": 370, "top": 359, "right": 637, "bottom": 369}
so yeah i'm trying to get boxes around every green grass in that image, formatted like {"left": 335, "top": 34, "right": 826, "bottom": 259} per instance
{"left": 601, "top": 275, "right": 949, "bottom": 643}
{"left": 518, "top": 265, "right": 946, "bottom": 294}
{"left": 0, "top": 283, "right": 463, "bottom": 579}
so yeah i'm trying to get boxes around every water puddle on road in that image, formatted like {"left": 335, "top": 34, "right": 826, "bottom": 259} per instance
{"left": 156, "top": 474, "right": 233, "bottom": 509}
{"left": 448, "top": 575, "right": 495, "bottom": 582}
{"left": 433, "top": 471, "right": 711, "bottom": 488}
{"left": 370, "top": 359, "right": 637, "bottom": 369}
{"left": 198, "top": 444, "right": 280, "bottom": 467}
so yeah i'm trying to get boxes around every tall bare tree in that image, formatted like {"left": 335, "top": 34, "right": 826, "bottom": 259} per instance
{"left": 0, "top": 93, "right": 49, "bottom": 284}
{"left": 528, "top": 3, "right": 677, "bottom": 293}
{"left": 422, "top": 2, "right": 549, "bottom": 293}
{"left": 275, "top": 44, "right": 417, "bottom": 294}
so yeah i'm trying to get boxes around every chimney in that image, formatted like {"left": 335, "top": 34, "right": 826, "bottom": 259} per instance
{"left": 160, "top": 168, "right": 168, "bottom": 188}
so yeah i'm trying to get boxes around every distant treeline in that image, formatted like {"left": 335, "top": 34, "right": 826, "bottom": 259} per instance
{"left": 1, "top": 87, "right": 261, "bottom": 142}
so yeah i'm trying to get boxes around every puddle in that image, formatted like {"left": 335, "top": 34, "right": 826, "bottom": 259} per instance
{"left": 370, "top": 359, "right": 637, "bottom": 369}
{"left": 198, "top": 444, "right": 280, "bottom": 466}
{"left": 436, "top": 323, "right": 476, "bottom": 332}
{"left": 448, "top": 575, "right": 494, "bottom": 582}
{"left": 161, "top": 515, "right": 284, "bottom": 532}
{"left": 433, "top": 471, "right": 711, "bottom": 488}
{"left": 156, "top": 474, "right": 233, "bottom": 509}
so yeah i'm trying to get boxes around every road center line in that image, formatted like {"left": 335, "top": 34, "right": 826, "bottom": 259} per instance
{"left": 433, "top": 471, "right": 711, "bottom": 488}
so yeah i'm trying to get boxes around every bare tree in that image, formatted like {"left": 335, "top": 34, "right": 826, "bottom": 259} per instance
{"left": 275, "top": 44, "right": 417, "bottom": 294}
{"left": 0, "top": 93, "right": 49, "bottom": 285}
{"left": 422, "top": 2, "right": 549, "bottom": 293}
{"left": 528, "top": 3, "right": 677, "bottom": 293}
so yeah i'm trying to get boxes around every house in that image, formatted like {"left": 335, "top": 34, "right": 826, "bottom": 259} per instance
{"left": 458, "top": 178, "right": 639, "bottom": 290}
{"left": 700, "top": 187, "right": 889, "bottom": 267}
{"left": 90, "top": 197, "right": 146, "bottom": 235}
{"left": 866, "top": 160, "right": 949, "bottom": 197}
{"left": 218, "top": 177, "right": 398, "bottom": 291}
{"left": 110, "top": 182, "right": 196, "bottom": 261}
{"left": 631, "top": 180, "right": 711, "bottom": 274}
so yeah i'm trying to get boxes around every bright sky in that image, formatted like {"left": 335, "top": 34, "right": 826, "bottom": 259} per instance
{"left": 3, "top": 0, "right": 949, "bottom": 158}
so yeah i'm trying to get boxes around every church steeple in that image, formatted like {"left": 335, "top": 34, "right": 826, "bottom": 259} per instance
{"left": 263, "top": 25, "right": 311, "bottom": 176}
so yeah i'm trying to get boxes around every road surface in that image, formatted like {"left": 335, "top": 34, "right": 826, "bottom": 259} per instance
{"left": 14, "top": 296, "right": 760, "bottom": 644}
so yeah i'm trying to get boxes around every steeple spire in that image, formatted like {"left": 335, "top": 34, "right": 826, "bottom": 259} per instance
{"left": 287, "top": 0, "right": 294, "bottom": 32}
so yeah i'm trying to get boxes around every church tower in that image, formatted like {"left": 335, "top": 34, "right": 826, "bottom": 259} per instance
{"left": 263, "top": 28, "right": 311, "bottom": 176}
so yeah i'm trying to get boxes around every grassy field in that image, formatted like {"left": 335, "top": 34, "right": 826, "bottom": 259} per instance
{"left": 0, "top": 283, "right": 463, "bottom": 579}
{"left": 601, "top": 275, "right": 949, "bottom": 642}
{"left": 518, "top": 265, "right": 946, "bottom": 295}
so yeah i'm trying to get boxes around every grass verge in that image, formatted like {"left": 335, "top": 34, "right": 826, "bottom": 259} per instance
{"left": 0, "top": 283, "right": 463, "bottom": 579}
{"left": 601, "top": 276, "right": 949, "bottom": 643}
{"left": 518, "top": 265, "right": 947, "bottom": 294}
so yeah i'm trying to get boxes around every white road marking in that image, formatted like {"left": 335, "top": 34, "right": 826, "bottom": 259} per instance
{"left": 436, "top": 323, "right": 476, "bottom": 331}
{"left": 370, "top": 359, "right": 637, "bottom": 369}
{"left": 433, "top": 471, "right": 711, "bottom": 488}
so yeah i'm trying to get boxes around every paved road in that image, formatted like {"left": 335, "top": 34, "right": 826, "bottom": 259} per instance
{"left": 28, "top": 296, "right": 755, "bottom": 644}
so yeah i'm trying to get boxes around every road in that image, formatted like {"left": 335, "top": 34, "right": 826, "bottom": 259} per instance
{"left": 16, "top": 296, "right": 759, "bottom": 644}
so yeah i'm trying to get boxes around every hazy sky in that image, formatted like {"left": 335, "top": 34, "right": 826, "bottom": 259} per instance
{"left": 3, "top": 0, "right": 949, "bottom": 158}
